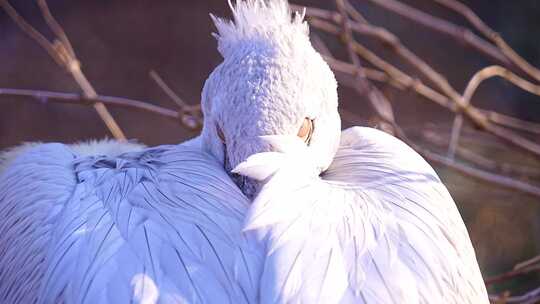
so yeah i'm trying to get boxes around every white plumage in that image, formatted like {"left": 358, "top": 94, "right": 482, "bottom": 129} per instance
{"left": 0, "top": 0, "right": 488, "bottom": 303}
{"left": 0, "top": 141, "right": 262, "bottom": 303}
{"left": 234, "top": 127, "right": 488, "bottom": 303}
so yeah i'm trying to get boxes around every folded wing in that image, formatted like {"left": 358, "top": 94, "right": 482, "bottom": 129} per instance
{"left": 237, "top": 127, "right": 488, "bottom": 304}
{"left": 0, "top": 142, "right": 262, "bottom": 304}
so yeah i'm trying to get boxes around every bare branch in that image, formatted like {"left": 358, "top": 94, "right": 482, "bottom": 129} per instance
{"left": 342, "top": 107, "right": 540, "bottom": 199}
{"left": 361, "top": 0, "right": 510, "bottom": 66}
{"left": 36, "top": 0, "right": 76, "bottom": 58}
{"left": 485, "top": 265, "right": 540, "bottom": 287}
{"left": 0, "top": 0, "right": 64, "bottom": 66}
{"left": 489, "top": 286, "right": 540, "bottom": 304}
{"left": 0, "top": 88, "right": 202, "bottom": 131}
{"left": 1, "top": 0, "right": 126, "bottom": 140}
{"left": 434, "top": 0, "right": 540, "bottom": 83}
{"left": 321, "top": 50, "right": 453, "bottom": 108}
{"left": 514, "top": 255, "right": 540, "bottom": 271}
{"left": 423, "top": 129, "right": 540, "bottom": 179}
{"left": 481, "top": 109, "right": 540, "bottom": 135}
{"left": 149, "top": 70, "right": 188, "bottom": 109}
{"left": 336, "top": 0, "right": 396, "bottom": 129}
{"left": 447, "top": 115, "right": 463, "bottom": 159}
{"left": 0, "top": 88, "right": 179, "bottom": 120}
{"left": 412, "top": 142, "right": 540, "bottom": 199}
{"left": 149, "top": 70, "right": 202, "bottom": 130}
{"left": 343, "top": 0, "right": 367, "bottom": 24}
{"left": 464, "top": 66, "right": 540, "bottom": 103}
{"left": 449, "top": 65, "right": 540, "bottom": 158}
{"left": 301, "top": 4, "right": 540, "bottom": 158}
{"left": 299, "top": 1, "right": 540, "bottom": 200}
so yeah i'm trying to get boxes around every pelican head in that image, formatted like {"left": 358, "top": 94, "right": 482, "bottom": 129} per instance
{"left": 200, "top": 0, "right": 340, "bottom": 198}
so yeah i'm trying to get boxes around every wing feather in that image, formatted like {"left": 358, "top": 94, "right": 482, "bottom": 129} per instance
{"left": 1, "top": 141, "right": 263, "bottom": 303}
{"left": 236, "top": 127, "right": 488, "bottom": 303}
{"left": 0, "top": 144, "right": 77, "bottom": 304}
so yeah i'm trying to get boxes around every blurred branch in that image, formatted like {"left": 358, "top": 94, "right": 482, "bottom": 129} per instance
{"left": 0, "top": 1, "right": 62, "bottom": 66}
{"left": 423, "top": 129, "right": 540, "bottom": 179}
{"left": 321, "top": 51, "right": 453, "bottom": 108}
{"left": 488, "top": 267, "right": 540, "bottom": 303}
{"left": 434, "top": 0, "right": 540, "bottom": 83}
{"left": 358, "top": 0, "right": 511, "bottom": 66}
{"left": 36, "top": 0, "right": 76, "bottom": 58}
{"left": 0, "top": 0, "right": 126, "bottom": 140}
{"left": 0, "top": 88, "right": 180, "bottom": 123}
{"left": 515, "top": 255, "right": 540, "bottom": 271}
{"left": 489, "top": 286, "right": 540, "bottom": 304}
{"left": 149, "top": 70, "right": 202, "bottom": 129}
{"left": 0, "top": 87, "right": 202, "bottom": 131}
{"left": 481, "top": 110, "right": 540, "bottom": 135}
{"left": 341, "top": 105, "right": 540, "bottom": 198}
{"left": 335, "top": 0, "right": 396, "bottom": 133}
{"left": 485, "top": 265, "right": 540, "bottom": 287}
{"left": 149, "top": 70, "right": 188, "bottom": 108}
{"left": 464, "top": 66, "right": 540, "bottom": 102}
{"left": 410, "top": 141, "right": 540, "bottom": 199}
{"left": 297, "top": 4, "right": 540, "bottom": 158}
{"left": 450, "top": 65, "right": 540, "bottom": 158}
{"left": 486, "top": 254, "right": 540, "bottom": 303}
{"left": 300, "top": 0, "right": 540, "bottom": 202}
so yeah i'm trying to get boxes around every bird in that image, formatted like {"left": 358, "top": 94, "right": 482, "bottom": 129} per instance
{"left": 0, "top": 0, "right": 489, "bottom": 303}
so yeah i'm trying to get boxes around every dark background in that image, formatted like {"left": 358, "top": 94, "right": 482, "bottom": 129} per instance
{"left": 1, "top": 0, "right": 540, "bottom": 293}
{"left": 2, "top": 0, "right": 539, "bottom": 147}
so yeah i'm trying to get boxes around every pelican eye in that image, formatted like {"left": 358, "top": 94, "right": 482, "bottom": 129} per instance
{"left": 297, "top": 117, "right": 314, "bottom": 145}
{"left": 216, "top": 125, "right": 225, "bottom": 143}
{"left": 216, "top": 124, "right": 228, "bottom": 167}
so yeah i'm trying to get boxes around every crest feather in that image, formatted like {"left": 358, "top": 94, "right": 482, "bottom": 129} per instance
{"left": 211, "top": 0, "right": 308, "bottom": 57}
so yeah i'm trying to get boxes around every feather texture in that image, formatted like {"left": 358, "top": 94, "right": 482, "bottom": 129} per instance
{"left": 0, "top": 127, "right": 489, "bottom": 303}
{"left": 211, "top": 0, "right": 308, "bottom": 58}
{"left": 0, "top": 141, "right": 263, "bottom": 303}
{"left": 236, "top": 126, "right": 489, "bottom": 303}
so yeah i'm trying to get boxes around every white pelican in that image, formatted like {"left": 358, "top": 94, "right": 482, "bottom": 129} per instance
{"left": 0, "top": 0, "right": 488, "bottom": 303}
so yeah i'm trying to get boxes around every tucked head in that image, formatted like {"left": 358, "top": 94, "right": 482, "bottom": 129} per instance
{"left": 200, "top": 0, "right": 340, "bottom": 197}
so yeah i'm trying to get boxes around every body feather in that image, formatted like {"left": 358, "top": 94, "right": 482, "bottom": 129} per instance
{"left": 236, "top": 127, "right": 488, "bottom": 303}
{"left": 0, "top": 128, "right": 488, "bottom": 303}
{"left": 0, "top": 139, "right": 263, "bottom": 303}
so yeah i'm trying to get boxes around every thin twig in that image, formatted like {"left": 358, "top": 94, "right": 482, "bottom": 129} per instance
{"left": 343, "top": 107, "right": 540, "bottom": 198}
{"left": 413, "top": 141, "right": 540, "bottom": 198}
{"left": 0, "top": 0, "right": 64, "bottom": 66}
{"left": 434, "top": 0, "right": 540, "bottom": 83}
{"left": 0, "top": 87, "right": 202, "bottom": 131}
{"left": 149, "top": 70, "right": 188, "bottom": 108}
{"left": 302, "top": 4, "right": 540, "bottom": 158}
{"left": 302, "top": 1, "right": 540, "bottom": 198}
{"left": 336, "top": 0, "right": 396, "bottom": 129}
{"left": 485, "top": 265, "right": 540, "bottom": 287}
{"left": 1, "top": 0, "right": 126, "bottom": 140}
{"left": 149, "top": 70, "right": 202, "bottom": 129}
{"left": 0, "top": 88, "right": 178, "bottom": 121}
{"left": 481, "top": 110, "right": 540, "bottom": 135}
{"left": 449, "top": 65, "right": 540, "bottom": 158}
{"left": 322, "top": 55, "right": 400, "bottom": 87}
{"left": 464, "top": 66, "right": 540, "bottom": 102}
{"left": 423, "top": 129, "right": 540, "bottom": 179}
{"left": 361, "top": 0, "right": 510, "bottom": 66}
{"left": 343, "top": 0, "right": 367, "bottom": 24}
{"left": 36, "top": 0, "right": 76, "bottom": 58}
{"left": 489, "top": 286, "right": 540, "bottom": 304}
{"left": 514, "top": 255, "right": 540, "bottom": 271}
{"left": 447, "top": 115, "right": 463, "bottom": 159}
{"left": 320, "top": 49, "right": 453, "bottom": 108}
